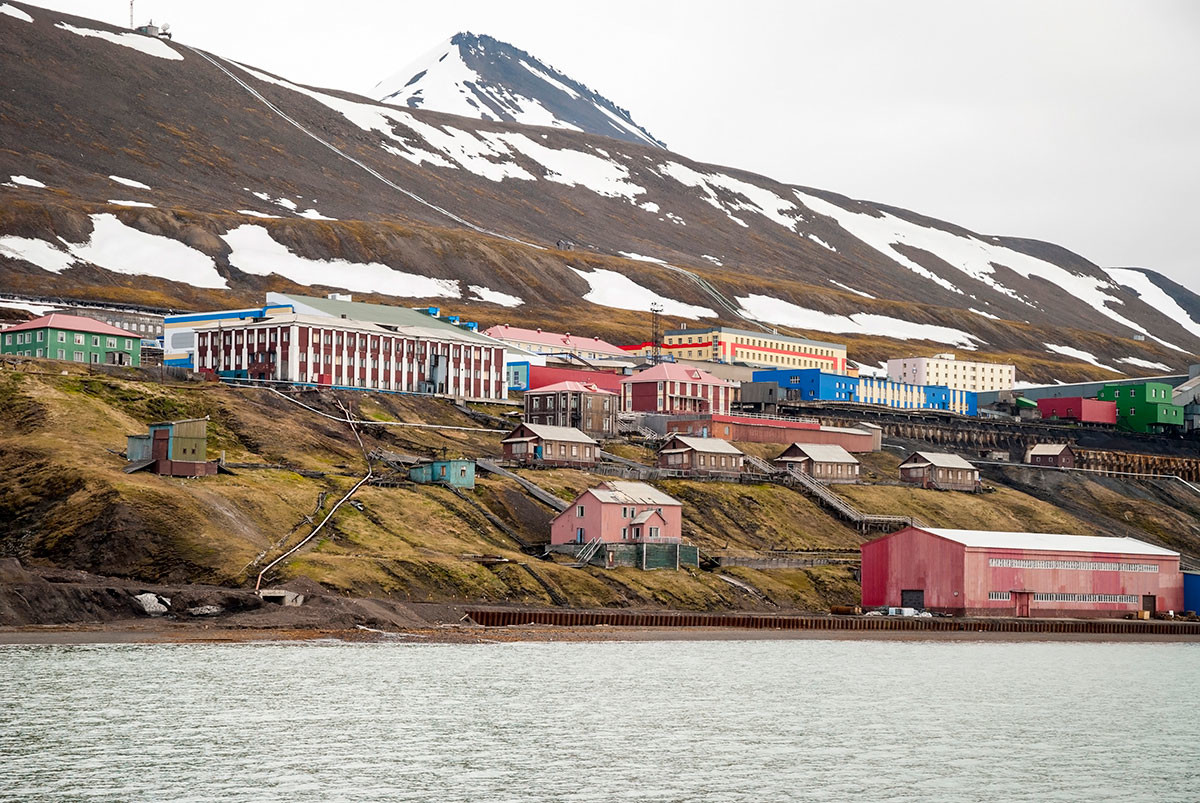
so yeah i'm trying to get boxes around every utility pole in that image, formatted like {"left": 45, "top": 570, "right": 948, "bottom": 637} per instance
{"left": 650, "top": 303, "right": 662, "bottom": 364}
{"left": 129, "top": 0, "right": 134, "bottom": 28}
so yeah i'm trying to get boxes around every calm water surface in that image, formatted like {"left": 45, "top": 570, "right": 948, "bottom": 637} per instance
{"left": 1, "top": 639, "right": 1196, "bottom": 802}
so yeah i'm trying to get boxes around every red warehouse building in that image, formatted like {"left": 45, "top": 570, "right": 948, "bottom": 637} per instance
{"left": 1036, "top": 397, "right": 1117, "bottom": 425}
{"left": 861, "top": 526, "right": 1184, "bottom": 617}
{"left": 193, "top": 312, "right": 506, "bottom": 400}
{"left": 621, "top": 363, "right": 737, "bottom": 415}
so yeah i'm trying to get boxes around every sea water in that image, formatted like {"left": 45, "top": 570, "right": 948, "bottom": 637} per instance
{"left": 0, "top": 639, "right": 1196, "bottom": 802}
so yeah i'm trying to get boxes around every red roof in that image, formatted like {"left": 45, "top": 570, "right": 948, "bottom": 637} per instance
{"left": 483, "top": 324, "right": 627, "bottom": 357}
{"left": 3, "top": 313, "right": 139, "bottom": 337}
{"left": 621, "top": 362, "right": 733, "bottom": 386}
{"left": 526, "top": 380, "right": 616, "bottom": 395}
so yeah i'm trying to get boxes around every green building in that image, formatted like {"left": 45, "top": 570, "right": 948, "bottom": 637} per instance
{"left": 1097, "top": 381, "right": 1183, "bottom": 434}
{"left": 1, "top": 313, "right": 140, "bottom": 366}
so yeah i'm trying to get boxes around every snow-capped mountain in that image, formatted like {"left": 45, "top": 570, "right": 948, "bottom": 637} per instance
{"left": 372, "top": 32, "right": 666, "bottom": 149}
{"left": 0, "top": 2, "right": 1197, "bottom": 382}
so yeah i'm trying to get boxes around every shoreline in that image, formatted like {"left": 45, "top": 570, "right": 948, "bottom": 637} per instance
{"left": 3, "top": 620, "right": 1198, "bottom": 646}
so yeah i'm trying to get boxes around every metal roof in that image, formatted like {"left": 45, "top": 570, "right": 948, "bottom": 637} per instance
{"left": 483, "top": 324, "right": 627, "bottom": 356}
{"left": 919, "top": 528, "right": 1178, "bottom": 557}
{"left": 667, "top": 436, "right": 744, "bottom": 455}
{"left": 270, "top": 292, "right": 496, "bottom": 345}
{"left": 620, "top": 362, "right": 736, "bottom": 386}
{"left": 516, "top": 423, "right": 597, "bottom": 444}
{"left": 904, "top": 451, "right": 977, "bottom": 470}
{"left": 525, "top": 380, "right": 616, "bottom": 395}
{"left": 590, "top": 481, "right": 680, "bottom": 506}
{"left": 1026, "top": 444, "right": 1072, "bottom": 457}
{"left": 4, "top": 313, "right": 139, "bottom": 338}
{"left": 664, "top": 325, "right": 846, "bottom": 351}
{"left": 780, "top": 443, "right": 859, "bottom": 464}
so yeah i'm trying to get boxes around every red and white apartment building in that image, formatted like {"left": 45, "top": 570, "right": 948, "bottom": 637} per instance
{"left": 620, "top": 362, "right": 737, "bottom": 415}
{"left": 193, "top": 312, "right": 507, "bottom": 401}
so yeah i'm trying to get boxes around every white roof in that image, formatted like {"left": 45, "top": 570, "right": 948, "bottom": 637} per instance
{"left": 905, "top": 451, "right": 976, "bottom": 470}
{"left": 513, "top": 423, "right": 596, "bottom": 444}
{"left": 589, "top": 481, "right": 680, "bottom": 507}
{"left": 667, "top": 436, "right": 744, "bottom": 455}
{"left": 781, "top": 443, "right": 858, "bottom": 464}
{"left": 920, "top": 528, "right": 1178, "bottom": 557}
{"left": 1026, "top": 444, "right": 1072, "bottom": 457}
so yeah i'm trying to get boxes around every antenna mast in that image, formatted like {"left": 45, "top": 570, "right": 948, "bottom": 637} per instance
{"left": 130, "top": 0, "right": 134, "bottom": 28}
{"left": 650, "top": 303, "right": 662, "bottom": 364}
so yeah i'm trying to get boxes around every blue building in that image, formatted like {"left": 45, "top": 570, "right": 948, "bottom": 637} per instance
{"left": 755, "top": 368, "right": 977, "bottom": 416}
{"left": 1185, "top": 571, "right": 1200, "bottom": 614}
{"left": 408, "top": 459, "right": 476, "bottom": 489}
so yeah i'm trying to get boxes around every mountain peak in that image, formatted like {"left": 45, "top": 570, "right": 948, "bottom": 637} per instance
{"left": 372, "top": 32, "right": 666, "bottom": 148}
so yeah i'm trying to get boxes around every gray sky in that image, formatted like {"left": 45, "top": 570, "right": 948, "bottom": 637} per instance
{"left": 27, "top": 0, "right": 1200, "bottom": 291}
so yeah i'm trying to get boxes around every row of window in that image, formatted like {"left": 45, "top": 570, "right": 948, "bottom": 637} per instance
{"left": 988, "top": 591, "right": 1141, "bottom": 604}
{"left": 8, "top": 348, "right": 113, "bottom": 363}
{"left": 987, "top": 558, "right": 1159, "bottom": 573}
{"left": 5, "top": 331, "right": 133, "bottom": 349}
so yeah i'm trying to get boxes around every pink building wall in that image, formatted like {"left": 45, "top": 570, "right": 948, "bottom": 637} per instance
{"left": 550, "top": 490, "right": 682, "bottom": 545}
{"left": 862, "top": 527, "right": 1184, "bottom": 617}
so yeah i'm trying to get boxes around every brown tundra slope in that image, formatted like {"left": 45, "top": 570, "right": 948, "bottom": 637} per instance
{"left": 0, "top": 2, "right": 1197, "bottom": 380}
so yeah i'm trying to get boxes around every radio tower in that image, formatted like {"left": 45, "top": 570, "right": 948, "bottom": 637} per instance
{"left": 650, "top": 303, "right": 663, "bottom": 363}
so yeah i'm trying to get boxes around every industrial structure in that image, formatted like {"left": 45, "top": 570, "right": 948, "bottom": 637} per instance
{"left": 1, "top": 314, "right": 141, "bottom": 366}
{"left": 861, "top": 527, "right": 1184, "bottom": 617}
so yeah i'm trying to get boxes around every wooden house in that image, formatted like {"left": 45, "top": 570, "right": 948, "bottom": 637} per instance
{"left": 656, "top": 435, "right": 745, "bottom": 474}
{"left": 500, "top": 423, "right": 598, "bottom": 466}
{"left": 774, "top": 443, "right": 860, "bottom": 483}
{"left": 1024, "top": 443, "right": 1075, "bottom": 469}
{"left": 898, "top": 451, "right": 980, "bottom": 491}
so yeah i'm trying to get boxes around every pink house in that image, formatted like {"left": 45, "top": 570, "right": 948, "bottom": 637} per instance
{"left": 620, "top": 362, "right": 737, "bottom": 415}
{"left": 550, "top": 481, "right": 683, "bottom": 545}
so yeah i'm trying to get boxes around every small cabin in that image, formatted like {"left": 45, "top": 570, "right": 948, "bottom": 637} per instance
{"left": 125, "top": 417, "right": 218, "bottom": 477}
{"left": 898, "top": 451, "right": 979, "bottom": 492}
{"left": 774, "top": 443, "right": 860, "bottom": 483}
{"left": 500, "top": 422, "right": 597, "bottom": 466}
{"left": 409, "top": 459, "right": 475, "bottom": 489}
{"left": 1024, "top": 443, "right": 1075, "bottom": 469}
{"left": 657, "top": 435, "right": 744, "bottom": 474}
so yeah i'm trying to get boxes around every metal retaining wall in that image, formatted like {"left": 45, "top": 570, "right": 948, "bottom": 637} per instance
{"left": 464, "top": 608, "right": 1200, "bottom": 635}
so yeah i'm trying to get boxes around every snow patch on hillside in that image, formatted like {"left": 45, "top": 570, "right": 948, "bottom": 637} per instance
{"left": 55, "top": 22, "right": 183, "bottom": 60}
{"left": 109, "top": 175, "right": 151, "bottom": 190}
{"left": 737, "top": 294, "right": 981, "bottom": 348}
{"left": 1044, "top": 344, "right": 1121, "bottom": 373}
{"left": 468, "top": 285, "right": 523, "bottom": 307}
{"left": 108, "top": 200, "right": 155, "bottom": 208}
{"left": 568, "top": 266, "right": 716, "bottom": 318}
{"left": 829, "top": 280, "right": 874, "bottom": 299}
{"left": 0, "top": 298, "right": 54, "bottom": 315}
{"left": 1104, "top": 268, "right": 1200, "bottom": 340}
{"left": 618, "top": 251, "right": 667, "bottom": 265}
{"left": 236, "top": 210, "right": 281, "bottom": 219}
{"left": 969, "top": 307, "right": 1000, "bottom": 320}
{"left": 1118, "top": 356, "right": 1171, "bottom": 371}
{"left": 808, "top": 234, "right": 836, "bottom": 251}
{"left": 222, "top": 224, "right": 459, "bottom": 298}
{"left": 659, "top": 162, "right": 800, "bottom": 231}
{"left": 0, "top": 4, "right": 33, "bottom": 22}
{"left": 0, "top": 236, "right": 76, "bottom": 273}
{"left": 489, "top": 133, "right": 644, "bottom": 200}
{"left": 9, "top": 175, "right": 44, "bottom": 188}
{"left": 72, "top": 214, "right": 227, "bottom": 288}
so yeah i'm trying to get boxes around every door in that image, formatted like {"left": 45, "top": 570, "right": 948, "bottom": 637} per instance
{"left": 1013, "top": 591, "right": 1031, "bottom": 618}
{"left": 900, "top": 589, "right": 924, "bottom": 609}
{"left": 1142, "top": 595, "right": 1156, "bottom": 614}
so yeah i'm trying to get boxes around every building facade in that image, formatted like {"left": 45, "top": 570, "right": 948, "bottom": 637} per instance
{"left": 1097, "top": 382, "right": 1185, "bottom": 434}
{"left": 861, "top": 527, "right": 1184, "bottom": 617}
{"left": 524, "top": 381, "right": 617, "bottom": 437}
{"left": 408, "top": 459, "right": 476, "bottom": 489}
{"left": 656, "top": 435, "right": 745, "bottom": 473}
{"left": 655, "top": 413, "right": 881, "bottom": 452}
{"left": 898, "top": 451, "right": 980, "bottom": 491}
{"left": 752, "top": 369, "right": 976, "bottom": 416}
{"left": 1035, "top": 397, "right": 1117, "bottom": 425}
{"left": 193, "top": 312, "right": 505, "bottom": 400}
{"left": 500, "top": 423, "right": 598, "bottom": 466}
{"left": 1, "top": 314, "right": 140, "bottom": 366}
{"left": 887, "top": 353, "right": 1016, "bottom": 393}
{"left": 638, "top": 326, "right": 849, "bottom": 374}
{"left": 126, "top": 418, "right": 217, "bottom": 476}
{"left": 621, "top": 363, "right": 737, "bottom": 415}
{"left": 774, "top": 443, "right": 860, "bottom": 482}
{"left": 1024, "top": 444, "right": 1075, "bottom": 468}
{"left": 550, "top": 481, "right": 682, "bottom": 545}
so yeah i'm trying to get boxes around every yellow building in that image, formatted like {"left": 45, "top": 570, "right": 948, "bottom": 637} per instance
{"left": 887, "top": 353, "right": 1015, "bottom": 393}
{"left": 629, "top": 326, "right": 848, "bottom": 374}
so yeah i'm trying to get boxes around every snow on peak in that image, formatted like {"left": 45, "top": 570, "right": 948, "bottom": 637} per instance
{"left": 373, "top": 32, "right": 665, "bottom": 148}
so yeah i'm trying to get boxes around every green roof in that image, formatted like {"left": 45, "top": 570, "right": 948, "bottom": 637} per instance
{"left": 268, "top": 293, "right": 495, "bottom": 345}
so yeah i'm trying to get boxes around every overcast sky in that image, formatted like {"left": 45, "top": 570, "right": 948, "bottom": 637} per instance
{"left": 28, "top": 1, "right": 1200, "bottom": 291}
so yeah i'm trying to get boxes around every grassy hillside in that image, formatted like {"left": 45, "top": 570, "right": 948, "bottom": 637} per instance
{"left": 1, "top": 362, "right": 1195, "bottom": 617}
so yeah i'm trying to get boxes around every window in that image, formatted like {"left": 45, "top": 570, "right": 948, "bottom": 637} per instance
{"left": 56, "top": 349, "right": 64, "bottom": 359}
{"left": 576, "top": 505, "right": 585, "bottom": 517}
{"left": 3, "top": 334, "right": 9, "bottom": 345}
{"left": 107, "top": 338, "right": 116, "bottom": 348}
{"left": 125, "top": 339, "right": 132, "bottom": 349}
{"left": 649, "top": 527, "right": 660, "bottom": 539}
{"left": 73, "top": 351, "right": 84, "bottom": 362}
{"left": 58, "top": 332, "right": 65, "bottom": 343}
{"left": 35, "top": 331, "right": 43, "bottom": 342}
{"left": 74, "top": 333, "right": 85, "bottom": 345}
